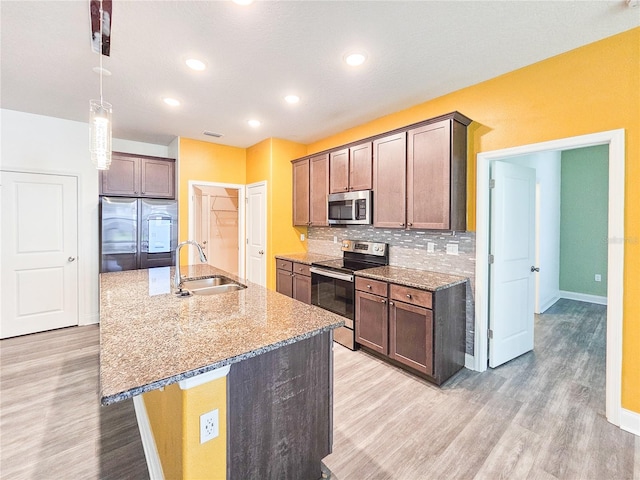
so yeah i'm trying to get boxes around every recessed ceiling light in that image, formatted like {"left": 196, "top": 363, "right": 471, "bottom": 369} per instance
{"left": 344, "top": 52, "right": 367, "bottom": 67}
{"left": 92, "top": 66, "right": 112, "bottom": 76}
{"left": 163, "top": 97, "right": 180, "bottom": 107}
{"left": 185, "top": 58, "right": 206, "bottom": 71}
{"left": 247, "top": 119, "right": 261, "bottom": 128}
{"left": 233, "top": 0, "right": 254, "bottom": 5}
{"left": 284, "top": 95, "right": 300, "bottom": 104}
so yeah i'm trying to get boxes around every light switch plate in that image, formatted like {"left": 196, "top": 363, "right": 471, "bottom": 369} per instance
{"left": 300, "top": 233, "right": 305, "bottom": 241}
{"left": 333, "top": 236, "right": 337, "bottom": 244}
{"left": 595, "top": 274, "right": 602, "bottom": 282}
{"left": 446, "top": 244, "right": 459, "bottom": 255}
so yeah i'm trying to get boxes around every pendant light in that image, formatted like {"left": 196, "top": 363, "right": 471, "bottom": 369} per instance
{"left": 89, "top": 0, "right": 112, "bottom": 170}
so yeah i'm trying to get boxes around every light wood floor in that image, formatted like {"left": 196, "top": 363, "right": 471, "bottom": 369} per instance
{"left": 1, "top": 299, "right": 638, "bottom": 479}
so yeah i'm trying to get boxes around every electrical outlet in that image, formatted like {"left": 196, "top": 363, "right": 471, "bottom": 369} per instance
{"left": 446, "top": 243, "right": 459, "bottom": 255}
{"left": 595, "top": 274, "right": 602, "bottom": 282}
{"left": 333, "top": 236, "right": 337, "bottom": 244}
{"left": 427, "top": 242, "right": 435, "bottom": 253}
{"left": 300, "top": 233, "right": 305, "bottom": 241}
{"left": 200, "top": 409, "right": 219, "bottom": 444}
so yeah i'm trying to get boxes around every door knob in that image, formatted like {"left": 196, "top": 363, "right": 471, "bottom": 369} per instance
{"left": 202, "top": 240, "right": 207, "bottom": 245}
{"left": 68, "top": 256, "right": 76, "bottom": 262}
{"left": 258, "top": 250, "right": 264, "bottom": 255}
{"left": 531, "top": 266, "right": 540, "bottom": 272}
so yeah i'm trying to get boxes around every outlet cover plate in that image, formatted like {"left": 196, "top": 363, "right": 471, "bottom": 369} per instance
{"left": 200, "top": 409, "right": 219, "bottom": 444}
{"left": 446, "top": 243, "right": 459, "bottom": 255}
{"left": 427, "top": 242, "right": 435, "bottom": 253}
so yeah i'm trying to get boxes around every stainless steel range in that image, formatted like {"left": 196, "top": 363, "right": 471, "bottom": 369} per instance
{"left": 310, "top": 240, "right": 389, "bottom": 350}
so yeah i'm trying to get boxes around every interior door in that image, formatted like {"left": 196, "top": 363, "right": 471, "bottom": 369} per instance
{"left": 489, "top": 161, "right": 536, "bottom": 367}
{"left": 246, "top": 182, "right": 267, "bottom": 287}
{"left": 1, "top": 171, "right": 78, "bottom": 338}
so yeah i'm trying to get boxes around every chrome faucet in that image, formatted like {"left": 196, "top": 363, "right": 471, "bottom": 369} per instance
{"left": 174, "top": 240, "right": 207, "bottom": 290}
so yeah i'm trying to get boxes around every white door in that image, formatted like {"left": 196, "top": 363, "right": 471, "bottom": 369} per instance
{"left": 489, "top": 162, "right": 536, "bottom": 368}
{"left": 192, "top": 190, "right": 206, "bottom": 263}
{"left": 246, "top": 182, "right": 267, "bottom": 287}
{"left": 1, "top": 171, "right": 78, "bottom": 339}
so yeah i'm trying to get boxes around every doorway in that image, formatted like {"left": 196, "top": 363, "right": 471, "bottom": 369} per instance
{"left": 246, "top": 181, "right": 267, "bottom": 287}
{"left": 188, "top": 182, "right": 245, "bottom": 278}
{"left": 475, "top": 129, "right": 625, "bottom": 426}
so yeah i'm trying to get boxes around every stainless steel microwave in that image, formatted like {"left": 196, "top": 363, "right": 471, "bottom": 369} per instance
{"left": 328, "top": 190, "right": 372, "bottom": 225}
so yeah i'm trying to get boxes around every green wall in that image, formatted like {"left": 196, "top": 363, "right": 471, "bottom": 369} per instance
{"left": 559, "top": 145, "right": 609, "bottom": 297}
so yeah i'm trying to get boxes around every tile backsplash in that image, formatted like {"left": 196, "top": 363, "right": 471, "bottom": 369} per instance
{"left": 308, "top": 225, "right": 476, "bottom": 356}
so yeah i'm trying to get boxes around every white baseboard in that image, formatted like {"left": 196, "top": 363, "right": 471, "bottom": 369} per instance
{"left": 132, "top": 396, "right": 164, "bottom": 480}
{"left": 465, "top": 353, "right": 475, "bottom": 370}
{"left": 80, "top": 312, "right": 99, "bottom": 325}
{"left": 559, "top": 290, "right": 607, "bottom": 305}
{"left": 620, "top": 408, "right": 640, "bottom": 437}
{"left": 539, "top": 295, "right": 560, "bottom": 314}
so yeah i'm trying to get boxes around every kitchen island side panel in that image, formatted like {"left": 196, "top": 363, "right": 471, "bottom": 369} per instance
{"left": 227, "top": 331, "right": 332, "bottom": 480}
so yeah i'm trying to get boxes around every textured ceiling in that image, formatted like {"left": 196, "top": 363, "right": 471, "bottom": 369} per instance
{"left": 1, "top": 1, "right": 638, "bottom": 148}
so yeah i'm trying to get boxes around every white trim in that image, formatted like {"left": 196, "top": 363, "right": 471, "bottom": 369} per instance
{"left": 464, "top": 353, "right": 475, "bottom": 370}
{"left": 132, "top": 395, "right": 165, "bottom": 480}
{"left": 539, "top": 295, "right": 560, "bottom": 313}
{"left": 620, "top": 408, "right": 640, "bottom": 437}
{"left": 80, "top": 312, "right": 99, "bottom": 325}
{"left": 178, "top": 365, "right": 231, "bottom": 390}
{"left": 188, "top": 180, "right": 246, "bottom": 278}
{"left": 559, "top": 290, "right": 607, "bottom": 306}
{"left": 475, "top": 129, "right": 625, "bottom": 429}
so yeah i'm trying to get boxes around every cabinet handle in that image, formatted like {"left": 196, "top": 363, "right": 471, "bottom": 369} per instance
{"left": 367, "top": 284, "right": 372, "bottom": 289}
{"left": 141, "top": 191, "right": 145, "bottom": 195}
{"left": 390, "top": 301, "right": 394, "bottom": 306}
{"left": 406, "top": 294, "right": 412, "bottom": 299}
{"left": 407, "top": 223, "right": 413, "bottom": 227}
{"left": 134, "top": 191, "right": 138, "bottom": 194}
{"left": 381, "top": 299, "right": 387, "bottom": 304}
{"left": 344, "top": 187, "right": 348, "bottom": 191}
{"left": 400, "top": 223, "right": 405, "bottom": 226}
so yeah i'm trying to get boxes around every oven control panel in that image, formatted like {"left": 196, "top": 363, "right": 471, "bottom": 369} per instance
{"left": 341, "top": 240, "right": 387, "bottom": 257}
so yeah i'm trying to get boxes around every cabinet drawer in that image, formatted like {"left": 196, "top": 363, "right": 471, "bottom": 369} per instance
{"left": 276, "top": 259, "right": 293, "bottom": 272}
{"left": 355, "top": 277, "right": 388, "bottom": 296}
{"left": 390, "top": 284, "right": 432, "bottom": 309}
{"left": 293, "top": 262, "right": 310, "bottom": 276}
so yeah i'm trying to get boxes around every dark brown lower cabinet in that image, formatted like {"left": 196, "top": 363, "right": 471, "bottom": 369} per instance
{"left": 276, "top": 259, "right": 311, "bottom": 305}
{"left": 355, "top": 290, "right": 388, "bottom": 354}
{"left": 389, "top": 301, "right": 433, "bottom": 375}
{"left": 355, "top": 278, "right": 466, "bottom": 385}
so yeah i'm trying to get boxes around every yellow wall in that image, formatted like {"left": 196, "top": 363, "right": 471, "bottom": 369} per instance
{"left": 178, "top": 137, "right": 246, "bottom": 263}
{"left": 143, "top": 376, "right": 228, "bottom": 479}
{"left": 306, "top": 28, "right": 640, "bottom": 412}
{"left": 246, "top": 138, "right": 307, "bottom": 289}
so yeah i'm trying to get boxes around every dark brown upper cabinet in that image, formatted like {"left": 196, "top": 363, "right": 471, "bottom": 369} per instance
{"left": 329, "top": 142, "right": 372, "bottom": 194}
{"left": 292, "top": 154, "right": 329, "bottom": 226}
{"left": 100, "top": 152, "right": 175, "bottom": 199}
{"left": 372, "top": 132, "right": 407, "bottom": 228}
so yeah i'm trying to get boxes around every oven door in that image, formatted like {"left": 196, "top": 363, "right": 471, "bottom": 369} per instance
{"left": 310, "top": 267, "right": 355, "bottom": 322}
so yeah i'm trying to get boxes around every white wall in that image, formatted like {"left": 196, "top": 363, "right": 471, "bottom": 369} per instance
{"left": 1, "top": 109, "right": 171, "bottom": 325}
{"left": 507, "top": 151, "right": 561, "bottom": 313}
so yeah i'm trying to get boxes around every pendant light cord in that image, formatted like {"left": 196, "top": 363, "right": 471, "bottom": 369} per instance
{"left": 99, "top": 0, "right": 104, "bottom": 105}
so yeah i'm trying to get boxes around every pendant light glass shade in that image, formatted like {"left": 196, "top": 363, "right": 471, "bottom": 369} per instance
{"left": 89, "top": 99, "right": 112, "bottom": 170}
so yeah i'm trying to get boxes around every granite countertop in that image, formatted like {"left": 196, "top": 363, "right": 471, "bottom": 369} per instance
{"left": 356, "top": 265, "right": 467, "bottom": 292}
{"left": 275, "top": 252, "right": 338, "bottom": 265}
{"left": 99, "top": 264, "right": 344, "bottom": 405}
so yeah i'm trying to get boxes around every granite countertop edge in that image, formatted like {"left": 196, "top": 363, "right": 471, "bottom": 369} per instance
{"left": 275, "top": 252, "right": 339, "bottom": 265}
{"left": 355, "top": 267, "right": 468, "bottom": 292}
{"left": 100, "top": 322, "right": 341, "bottom": 406}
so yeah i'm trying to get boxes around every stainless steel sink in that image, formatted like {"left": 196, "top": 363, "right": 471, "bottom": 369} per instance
{"left": 179, "top": 275, "right": 246, "bottom": 296}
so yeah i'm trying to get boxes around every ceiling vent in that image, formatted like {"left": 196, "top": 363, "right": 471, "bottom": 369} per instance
{"left": 203, "top": 130, "right": 223, "bottom": 138}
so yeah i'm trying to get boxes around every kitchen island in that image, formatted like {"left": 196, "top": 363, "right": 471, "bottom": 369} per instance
{"left": 100, "top": 264, "right": 344, "bottom": 480}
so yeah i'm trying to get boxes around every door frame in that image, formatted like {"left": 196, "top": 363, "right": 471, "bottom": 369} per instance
{"left": 474, "top": 129, "right": 625, "bottom": 426}
{"left": 187, "top": 181, "right": 246, "bottom": 278}
{"left": 245, "top": 181, "right": 268, "bottom": 287}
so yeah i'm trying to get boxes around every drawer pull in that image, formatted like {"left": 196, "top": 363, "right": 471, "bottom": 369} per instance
{"left": 390, "top": 301, "right": 394, "bottom": 306}
{"left": 367, "top": 284, "right": 372, "bottom": 289}
{"left": 407, "top": 294, "right": 412, "bottom": 299}
{"left": 381, "top": 299, "right": 387, "bottom": 304}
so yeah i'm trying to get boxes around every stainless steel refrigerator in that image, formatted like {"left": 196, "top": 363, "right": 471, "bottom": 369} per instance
{"left": 99, "top": 197, "right": 178, "bottom": 273}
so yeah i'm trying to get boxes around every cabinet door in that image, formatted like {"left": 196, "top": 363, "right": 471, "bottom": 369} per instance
{"left": 141, "top": 158, "right": 175, "bottom": 198}
{"left": 292, "top": 159, "right": 310, "bottom": 226}
{"left": 309, "top": 154, "right": 329, "bottom": 226}
{"left": 407, "top": 120, "right": 451, "bottom": 229}
{"left": 329, "top": 149, "right": 349, "bottom": 194}
{"left": 292, "top": 273, "right": 311, "bottom": 305}
{"left": 355, "top": 290, "right": 388, "bottom": 354}
{"left": 389, "top": 300, "right": 433, "bottom": 375}
{"left": 349, "top": 142, "right": 372, "bottom": 191}
{"left": 100, "top": 155, "right": 140, "bottom": 196}
{"left": 276, "top": 269, "right": 293, "bottom": 298}
{"left": 373, "top": 132, "right": 407, "bottom": 228}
